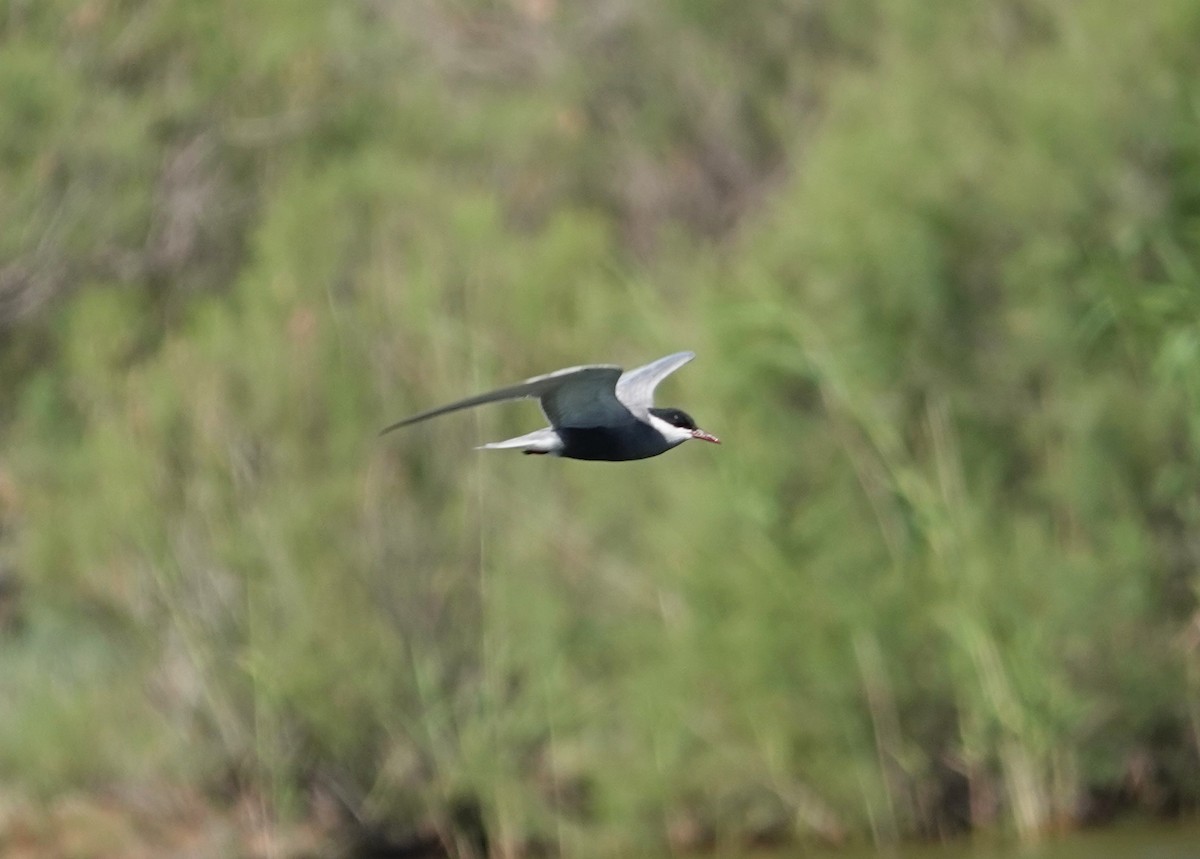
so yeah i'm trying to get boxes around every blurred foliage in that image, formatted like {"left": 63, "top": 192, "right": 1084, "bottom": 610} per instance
{"left": 2, "top": 0, "right": 1200, "bottom": 855}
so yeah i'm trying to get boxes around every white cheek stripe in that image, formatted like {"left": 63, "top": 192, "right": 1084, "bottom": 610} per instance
{"left": 647, "top": 413, "right": 695, "bottom": 444}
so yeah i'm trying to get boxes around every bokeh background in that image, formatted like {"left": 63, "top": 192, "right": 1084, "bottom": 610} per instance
{"left": 2, "top": 0, "right": 1200, "bottom": 856}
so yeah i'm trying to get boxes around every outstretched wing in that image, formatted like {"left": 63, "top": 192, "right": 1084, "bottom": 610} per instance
{"left": 536, "top": 367, "right": 627, "bottom": 428}
{"left": 614, "top": 351, "right": 695, "bottom": 419}
{"left": 379, "top": 362, "right": 623, "bottom": 436}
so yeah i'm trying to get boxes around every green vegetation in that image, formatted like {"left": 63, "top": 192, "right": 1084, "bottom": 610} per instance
{"left": 2, "top": 0, "right": 1200, "bottom": 855}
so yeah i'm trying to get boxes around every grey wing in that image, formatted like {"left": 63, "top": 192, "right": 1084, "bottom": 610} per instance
{"left": 537, "top": 366, "right": 626, "bottom": 428}
{"left": 613, "top": 351, "right": 695, "bottom": 419}
{"left": 379, "top": 363, "right": 622, "bottom": 436}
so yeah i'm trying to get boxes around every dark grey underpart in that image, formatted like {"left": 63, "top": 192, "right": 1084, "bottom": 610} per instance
{"left": 547, "top": 423, "right": 678, "bottom": 461}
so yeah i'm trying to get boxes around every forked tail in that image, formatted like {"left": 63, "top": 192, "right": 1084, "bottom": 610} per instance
{"left": 475, "top": 427, "right": 563, "bottom": 455}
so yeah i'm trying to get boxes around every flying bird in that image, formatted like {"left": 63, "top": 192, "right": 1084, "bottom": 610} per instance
{"left": 380, "top": 351, "right": 719, "bottom": 461}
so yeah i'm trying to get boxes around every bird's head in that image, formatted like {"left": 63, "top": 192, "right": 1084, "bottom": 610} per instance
{"left": 648, "top": 407, "right": 720, "bottom": 446}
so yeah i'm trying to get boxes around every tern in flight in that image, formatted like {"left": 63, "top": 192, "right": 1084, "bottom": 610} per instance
{"left": 380, "top": 351, "right": 719, "bottom": 461}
